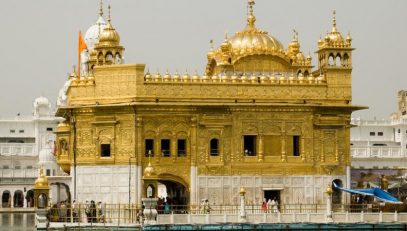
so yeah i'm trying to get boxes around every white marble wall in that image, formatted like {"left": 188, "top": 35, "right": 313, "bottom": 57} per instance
{"left": 196, "top": 175, "right": 346, "bottom": 205}
{"left": 73, "top": 165, "right": 139, "bottom": 204}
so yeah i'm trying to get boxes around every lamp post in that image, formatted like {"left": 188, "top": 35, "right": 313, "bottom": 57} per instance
{"left": 325, "top": 184, "right": 333, "bottom": 223}
{"left": 239, "top": 186, "right": 247, "bottom": 222}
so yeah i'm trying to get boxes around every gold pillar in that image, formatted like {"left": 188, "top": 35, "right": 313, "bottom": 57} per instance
{"left": 258, "top": 135, "right": 264, "bottom": 161}
{"left": 301, "top": 137, "right": 305, "bottom": 161}
{"left": 281, "top": 134, "right": 286, "bottom": 162}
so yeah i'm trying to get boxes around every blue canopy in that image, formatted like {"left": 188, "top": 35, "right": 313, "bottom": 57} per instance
{"left": 333, "top": 182, "right": 402, "bottom": 204}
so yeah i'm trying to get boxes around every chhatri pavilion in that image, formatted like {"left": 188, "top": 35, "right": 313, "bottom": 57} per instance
{"left": 55, "top": 0, "right": 364, "bottom": 207}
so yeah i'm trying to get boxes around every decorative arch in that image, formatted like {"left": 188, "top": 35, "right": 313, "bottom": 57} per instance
{"left": 13, "top": 190, "right": 24, "bottom": 208}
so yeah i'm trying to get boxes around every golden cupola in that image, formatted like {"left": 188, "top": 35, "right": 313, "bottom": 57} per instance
{"left": 34, "top": 168, "right": 49, "bottom": 190}
{"left": 287, "top": 30, "right": 300, "bottom": 58}
{"left": 205, "top": 0, "right": 291, "bottom": 76}
{"left": 90, "top": 5, "right": 125, "bottom": 67}
{"left": 319, "top": 10, "right": 351, "bottom": 49}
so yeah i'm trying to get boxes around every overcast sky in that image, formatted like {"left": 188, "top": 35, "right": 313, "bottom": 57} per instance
{"left": 0, "top": 0, "right": 406, "bottom": 119}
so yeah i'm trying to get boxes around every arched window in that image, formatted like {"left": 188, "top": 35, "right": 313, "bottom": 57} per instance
{"left": 328, "top": 54, "right": 334, "bottom": 66}
{"left": 335, "top": 54, "right": 341, "bottom": 67}
{"left": 105, "top": 53, "right": 113, "bottom": 63}
{"left": 115, "top": 53, "right": 121, "bottom": 64}
{"left": 343, "top": 53, "right": 349, "bottom": 66}
{"left": 210, "top": 139, "right": 219, "bottom": 156}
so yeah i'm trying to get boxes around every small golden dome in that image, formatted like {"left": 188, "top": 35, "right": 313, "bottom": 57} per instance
{"left": 325, "top": 10, "right": 344, "bottom": 45}
{"left": 145, "top": 70, "right": 152, "bottom": 80}
{"left": 173, "top": 70, "right": 180, "bottom": 81}
{"left": 296, "top": 52, "right": 306, "bottom": 64}
{"left": 57, "top": 121, "right": 70, "bottom": 132}
{"left": 98, "top": 5, "right": 120, "bottom": 46}
{"left": 182, "top": 70, "right": 190, "bottom": 81}
{"left": 163, "top": 70, "right": 171, "bottom": 81}
{"left": 143, "top": 161, "right": 157, "bottom": 179}
{"left": 192, "top": 71, "right": 200, "bottom": 80}
{"left": 34, "top": 168, "right": 49, "bottom": 190}
{"left": 154, "top": 71, "right": 162, "bottom": 79}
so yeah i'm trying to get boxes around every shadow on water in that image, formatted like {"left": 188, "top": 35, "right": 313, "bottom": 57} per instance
{"left": 0, "top": 213, "right": 36, "bottom": 231}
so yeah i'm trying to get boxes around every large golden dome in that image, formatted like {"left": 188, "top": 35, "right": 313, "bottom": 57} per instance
{"left": 228, "top": 1, "right": 284, "bottom": 55}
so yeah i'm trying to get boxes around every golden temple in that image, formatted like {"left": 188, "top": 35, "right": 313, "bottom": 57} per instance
{"left": 55, "top": 0, "right": 365, "bottom": 206}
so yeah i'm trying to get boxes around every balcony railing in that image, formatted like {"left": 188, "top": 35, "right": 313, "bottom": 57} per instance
{"left": 351, "top": 146, "right": 403, "bottom": 158}
{"left": 0, "top": 169, "right": 37, "bottom": 178}
{"left": 0, "top": 143, "right": 35, "bottom": 156}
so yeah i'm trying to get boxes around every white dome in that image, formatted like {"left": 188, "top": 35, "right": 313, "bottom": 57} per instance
{"left": 84, "top": 16, "right": 107, "bottom": 50}
{"left": 34, "top": 96, "right": 50, "bottom": 107}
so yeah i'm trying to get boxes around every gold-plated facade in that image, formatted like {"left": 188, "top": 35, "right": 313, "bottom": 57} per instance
{"left": 56, "top": 1, "right": 365, "bottom": 205}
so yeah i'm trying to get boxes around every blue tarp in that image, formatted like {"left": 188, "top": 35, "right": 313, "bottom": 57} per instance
{"left": 333, "top": 182, "right": 402, "bottom": 204}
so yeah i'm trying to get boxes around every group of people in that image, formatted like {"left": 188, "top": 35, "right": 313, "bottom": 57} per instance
{"left": 82, "top": 199, "right": 104, "bottom": 223}
{"left": 261, "top": 198, "right": 279, "bottom": 213}
{"left": 48, "top": 199, "right": 104, "bottom": 223}
{"left": 49, "top": 200, "right": 70, "bottom": 222}
{"left": 199, "top": 199, "right": 212, "bottom": 214}
{"left": 157, "top": 197, "right": 172, "bottom": 214}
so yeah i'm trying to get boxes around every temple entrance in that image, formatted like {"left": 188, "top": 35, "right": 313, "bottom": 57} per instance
{"left": 151, "top": 174, "right": 189, "bottom": 214}
{"left": 158, "top": 180, "right": 189, "bottom": 206}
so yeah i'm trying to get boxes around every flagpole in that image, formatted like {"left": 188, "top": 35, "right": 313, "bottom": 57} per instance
{"left": 77, "top": 31, "right": 81, "bottom": 79}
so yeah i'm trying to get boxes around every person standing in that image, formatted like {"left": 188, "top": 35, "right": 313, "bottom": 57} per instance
{"left": 85, "top": 200, "right": 91, "bottom": 223}
{"left": 97, "top": 201, "right": 104, "bottom": 223}
{"left": 271, "top": 198, "right": 279, "bottom": 213}
{"left": 90, "top": 200, "right": 97, "bottom": 223}
{"left": 261, "top": 198, "right": 267, "bottom": 213}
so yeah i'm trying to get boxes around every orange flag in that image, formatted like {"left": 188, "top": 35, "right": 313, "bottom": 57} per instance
{"left": 78, "top": 31, "right": 87, "bottom": 78}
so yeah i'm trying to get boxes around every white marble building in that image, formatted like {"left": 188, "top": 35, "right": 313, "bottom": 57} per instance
{"left": 0, "top": 97, "right": 67, "bottom": 208}
{"left": 350, "top": 91, "right": 407, "bottom": 194}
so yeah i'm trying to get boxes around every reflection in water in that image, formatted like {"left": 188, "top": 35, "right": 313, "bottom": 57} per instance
{"left": 0, "top": 213, "right": 35, "bottom": 231}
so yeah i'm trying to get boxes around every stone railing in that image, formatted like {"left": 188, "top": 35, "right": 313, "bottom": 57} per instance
{"left": 0, "top": 143, "right": 36, "bottom": 156}
{"left": 351, "top": 146, "right": 403, "bottom": 158}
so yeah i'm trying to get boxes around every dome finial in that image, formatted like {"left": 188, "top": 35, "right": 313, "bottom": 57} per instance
{"left": 209, "top": 39, "right": 214, "bottom": 51}
{"left": 107, "top": 5, "right": 111, "bottom": 24}
{"left": 292, "top": 29, "right": 298, "bottom": 42}
{"left": 247, "top": 0, "right": 256, "bottom": 27}
{"left": 99, "top": 0, "right": 103, "bottom": 17}
{"left": 332, "top": 10, "right": 337, "bottom": 32}
{"left": 224, "top": 30, "right": 229, "bottom": 41}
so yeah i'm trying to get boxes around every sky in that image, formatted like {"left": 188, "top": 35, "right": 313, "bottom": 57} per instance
{"left": 0, "top": 0, "right": 406, "bottom": 119}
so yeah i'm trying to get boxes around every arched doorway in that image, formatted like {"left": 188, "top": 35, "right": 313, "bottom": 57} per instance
{"left": 332, "top": 179, "right": 343, "bottom": 204}
{"left": 2, "top": 191, "right": 11, "bottom": 208}
{"left": 14, "top": 190, "right": 24, "bottom": 208}
{"left": 50, "top": 183, "right": 71, "bottom": 204}
{"left": 26, "top": 190, "right": 34, "bottom": 208}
